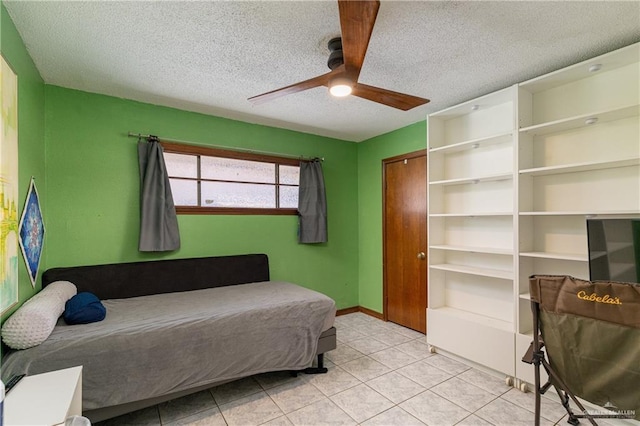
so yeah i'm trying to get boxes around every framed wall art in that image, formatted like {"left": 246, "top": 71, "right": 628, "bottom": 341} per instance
{"left": 19, "top": 178, "right": 44, "bottom": 288}
{"left": 1, "top": 54, "right": 19, "bottom": 313}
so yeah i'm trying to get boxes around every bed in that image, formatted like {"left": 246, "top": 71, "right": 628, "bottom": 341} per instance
{"left": 1, "top": 254, "right": 337, "bottom": 422}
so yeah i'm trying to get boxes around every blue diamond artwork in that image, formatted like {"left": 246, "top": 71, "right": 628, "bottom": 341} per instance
{"left": 19, "top": 178, "right": 45, "bottom": 287}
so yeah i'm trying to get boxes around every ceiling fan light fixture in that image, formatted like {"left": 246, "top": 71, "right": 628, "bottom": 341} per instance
{"left": 329, "top": 77, "right": 353, "bottom": 97}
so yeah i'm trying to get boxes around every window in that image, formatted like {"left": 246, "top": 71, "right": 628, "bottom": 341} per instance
{"left": 162, "top": 142, "right": 300, "bottom": 215}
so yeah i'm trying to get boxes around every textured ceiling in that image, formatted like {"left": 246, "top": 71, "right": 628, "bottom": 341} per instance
{"left": 4, "top": 1, "right": 640, "bottom": 142}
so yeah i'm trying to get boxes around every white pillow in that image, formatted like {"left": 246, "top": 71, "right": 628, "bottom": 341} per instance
{"left": 2, "top": 281, "right": 77, "bottom": 350}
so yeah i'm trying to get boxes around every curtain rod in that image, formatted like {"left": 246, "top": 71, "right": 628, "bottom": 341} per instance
{"left": 127, "top": 132, "right": 323, "bottom": 162}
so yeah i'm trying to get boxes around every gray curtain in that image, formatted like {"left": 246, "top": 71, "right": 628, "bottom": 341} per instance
{"left": 138, "top": 137, "right": 180, "bottom": 251}
{"left": 298, "top": 159, "right": 327, "bottom": 243}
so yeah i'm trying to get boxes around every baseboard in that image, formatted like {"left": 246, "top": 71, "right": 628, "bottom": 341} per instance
{"left": 336, "top": 306, "right": 384, "bottom": 320}
{"left": 336, "top": 307, "right": 359, "bottom": 316}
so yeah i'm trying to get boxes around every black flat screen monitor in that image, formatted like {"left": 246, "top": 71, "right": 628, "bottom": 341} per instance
{"left": 587, "top": 218, "right": 640, "bottom": 283}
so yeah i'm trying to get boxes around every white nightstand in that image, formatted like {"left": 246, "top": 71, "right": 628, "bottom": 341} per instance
{"left": 4, "top": 366, "right": 83, "bottom": 426}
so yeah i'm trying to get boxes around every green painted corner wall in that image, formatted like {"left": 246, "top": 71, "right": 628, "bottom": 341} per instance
{"left": 357, "top": 121, "right": 427, "bottom": 313}
{"left": 43, "top": 86, "right": 360, "bottom": 309}
{"left": 1, "top": 4, "right": 46, "bottom": 322}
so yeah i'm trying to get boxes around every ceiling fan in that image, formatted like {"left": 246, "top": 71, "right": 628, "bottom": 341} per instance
{"left": 248, "top": 0, "right": 430, "bottom": 111}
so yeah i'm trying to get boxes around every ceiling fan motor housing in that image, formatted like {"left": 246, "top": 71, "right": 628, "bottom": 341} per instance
{"left": 327, "top": 37, "right": 344, "bottom": 70}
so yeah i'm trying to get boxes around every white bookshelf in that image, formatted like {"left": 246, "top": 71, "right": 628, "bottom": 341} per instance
{"left": 519, "top": 251, "right": 588, "bottom": 262}
{"left": 519, "top": 104, "right": 639, "bottom": 136}
{"left": 430, "top": 263, "right": 513, "bottom": 280}
{"left": 429, "top": 306, "right": 513, "bottom": 332}
{"left": 429, "top": 180, "right": 514, "bottom": 216}
{"left": 429, "top": 132, "right": 512, "bottom": 154}
{"left": 427, "top": 86, "right": 517, "bottom": 377}
{"left": 429, "top": 245, "right": 513, "bottom": 256}
{"left": 427, "top": 42, "right": 640, "bottom": 387}
{"left": 430, "top": 212, "right": 513, "bottom": 217}
{"left": 515, "top": 42, "right": 640, "bottom": 387}
{"left": 519, "top": 210, "right": 640, "bottom": 216}
{"left": 519, "top": 158, "right": 640, "bottom": 177}
{"left": 429, "top": 172, "right": 512, "bottom": 186}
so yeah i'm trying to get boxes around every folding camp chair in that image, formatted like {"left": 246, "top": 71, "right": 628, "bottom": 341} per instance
{"left": 522, "top": 275, "right": 640, "bottom": 426}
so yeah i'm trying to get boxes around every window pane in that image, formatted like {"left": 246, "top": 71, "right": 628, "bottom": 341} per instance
{"left": 201, "top": 157, "right": 275, "bottom": 183}
{"left": 279, "top": 165, "right": 300, "bottom": 185}
{"left": 169, "top": 179, "right": 198, "bottom": 206}
{"left": 201, "top": 182, "right": 275, "bottom": 208}
{"left": 164, "top": 153, "right": 198, "bottom": 178}
{"left": 280, "top": 186, "right": 299, "bottom": 208}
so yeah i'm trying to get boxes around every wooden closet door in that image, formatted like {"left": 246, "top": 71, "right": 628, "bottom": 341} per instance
{"left": 383, "top": 152, "right": 427, "bottom": 333}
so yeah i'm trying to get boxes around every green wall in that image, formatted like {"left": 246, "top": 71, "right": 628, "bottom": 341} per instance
{"left": 44, "top": 86, "right": 359, "bottom": 309}
{"left": 1, "top": 4, "right": 46, "bottom": 321}
{"left": 357, "top": 121, "right": 426, "bottom": 313}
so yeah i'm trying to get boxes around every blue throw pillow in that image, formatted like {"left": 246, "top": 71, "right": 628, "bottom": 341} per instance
{"left": 63, "top": 292, "right": 106, "bottom": 325}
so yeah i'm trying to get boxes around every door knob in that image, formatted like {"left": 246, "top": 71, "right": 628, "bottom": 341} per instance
{"left": 417, "top": 252, "right": 426, "bottom": 260}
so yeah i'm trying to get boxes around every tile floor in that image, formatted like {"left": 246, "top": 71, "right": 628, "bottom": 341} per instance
{"left": 95, "top": 313, "right": 635, "bottom": 426}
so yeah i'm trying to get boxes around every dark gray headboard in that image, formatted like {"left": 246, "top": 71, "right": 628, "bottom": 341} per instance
{"left": 42, "top": 254, "right": 270, "bottom": 300}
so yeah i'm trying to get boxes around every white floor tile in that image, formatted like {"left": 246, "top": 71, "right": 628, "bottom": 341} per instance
{"left": 455, "top": 414, "right": 494, "bottom": 425}
{"left": 261, "top": 415, "right": 294, "bottom": 426}
{"left": 431, "top": 377, "right": 498, "bottom": 412}
{"left": 500, "top": 388, "right": 567, "bottom": 423}
{"left": 335, "top": 326, "right": 367, "bottom": 343}
{"left": 340, "top": 356, "right": 391, "bottom": 381}
{"left": 265, "top": 379, "right": 325, "bottom": 414}
{"left": 361, "top": 406, "right": 426, "bottom": 425}
{"left": 325, "top": 343, "right": 366, "bottom": 365}
{"left": 475, "top": 397, "right": 555, "bottom": 426}
{"left": 372, "top": 330, "right": 413, "bottom": 346}
{"left": 210, "top": 376, "right": 263, "bottom": 406}
{"left": 366, "top": 371, "right": 426, "bottom": 404}
{"left": 330, "top": 383, "right": 395, "bottom": 423}
{"left": 395, "top": 339, "right": 434, "bottom": 360}
{"left": 345, "top": 336, "right": 390, "bottom": 355}
{"left": 383, "top": 322, "right": 426, "bottom": 340}
{"left": 456, "top": 368, "right": 512, "bottom": 396}
{"left": 302, "top": 365, "right": 361, "bottom": 397}
{"left": 218, "top": 391, "right": 284, "bottom": 426}
{"left": 369, "top": 346, "right": 420, "bottom": 369}
{"left": 423, "top": 354, "right": 472, "bottom": 375}
{"left": 334, "top": 314, "right": 370, "bottom": 329}
{"left": 397, "top": 359, "right": 453, "bottom": 388}
{"left": 400, "top": 390, "right": 471, "bottom": 426}
{"left": 286, "top": 397, "right": 357, "bottom": 426}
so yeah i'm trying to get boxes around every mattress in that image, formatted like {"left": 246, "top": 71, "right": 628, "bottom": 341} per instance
{"left": 1, "top": 281, "right": 336, "bottom": 411}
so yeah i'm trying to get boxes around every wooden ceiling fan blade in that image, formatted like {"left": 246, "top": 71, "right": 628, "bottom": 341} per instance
{"left": 249, "top": 70, "right": 336, "bottom": 105}
{"left": 352, "top": 83, "right": 430, "bottom": 111}
{"left": 338, "top": 0, "right": 380, "bottom": 80}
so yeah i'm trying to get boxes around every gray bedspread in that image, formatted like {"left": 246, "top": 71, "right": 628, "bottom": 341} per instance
{"left": 1, "top": 281, "right": 336, "bottom": 410}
